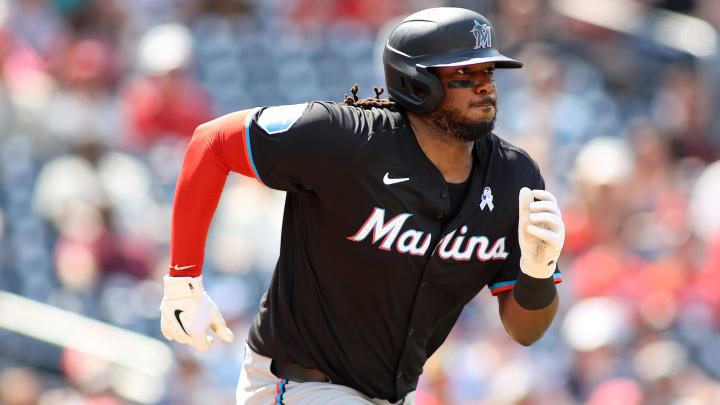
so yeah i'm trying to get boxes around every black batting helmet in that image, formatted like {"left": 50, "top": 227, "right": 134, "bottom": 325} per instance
{"left": 383, "top": 7, "right": 522, "bottom": 113}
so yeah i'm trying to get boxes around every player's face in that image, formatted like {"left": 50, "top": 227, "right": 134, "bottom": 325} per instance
{"left": 424, "top": 62, "right": 497, "bottom": 142}
{"left": 434, "top": 62, "right": 498, "bottom": 121}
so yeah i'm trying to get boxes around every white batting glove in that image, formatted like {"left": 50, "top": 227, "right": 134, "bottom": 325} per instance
{"left": 159, "top": 275, "right": 234, "bottom": 352}
{"left": 518, "top": 187, "right": 565, "bottom": 279}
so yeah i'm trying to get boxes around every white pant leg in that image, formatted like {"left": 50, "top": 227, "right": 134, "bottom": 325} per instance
{"left": 236, "top": 343, "right": 285, "bottom": 405}
{"left": 237, "top": 343, "right": 382, "bottom": 405}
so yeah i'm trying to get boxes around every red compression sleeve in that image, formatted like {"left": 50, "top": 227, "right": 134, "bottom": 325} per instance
{"left": 169, "top": 109, "right": 258, "bottom": 276}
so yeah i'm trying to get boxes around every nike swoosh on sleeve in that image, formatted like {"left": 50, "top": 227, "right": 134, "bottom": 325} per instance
{"left": 170, "top": 264, "right": 196, "bottom": 271}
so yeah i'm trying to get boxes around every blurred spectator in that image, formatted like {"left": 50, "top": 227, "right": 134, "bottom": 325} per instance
{"left": 652, "top": 63, "right": 718, "bottom": 162}
{"left": 120, "top": 23, "right": 213, "bottom": 149}
{"left": 45, "top": 38, "right": 122, "bottom": 151}
{"left": 33, "top": 148, "right": 157, "bottom": 284}
{"left": 288, "top": 0, "right": 410, "bottom": 30}
{"left": 0, "top": 367, "right": 43, "bottom": 405}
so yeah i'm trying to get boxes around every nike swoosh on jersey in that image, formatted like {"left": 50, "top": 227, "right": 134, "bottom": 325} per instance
{"left": 174, "top": 309, "right": 191, "bottom": 336}
{"left": 170, "top": 264, "right": 196, "bottom": 271}
{"left": 383, "top": 172, "right": 410, "bottom": 185}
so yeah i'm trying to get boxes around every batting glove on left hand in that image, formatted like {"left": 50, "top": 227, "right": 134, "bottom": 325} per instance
{"left": 159, "top": 275, "right": 234, "bottom": 352}
{"left": 518, "top": 187, "right": 565, "bottom": 279}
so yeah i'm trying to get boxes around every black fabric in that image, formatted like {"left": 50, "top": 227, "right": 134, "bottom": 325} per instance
{"left": 441, "top": 137, "right": 491, "bottom": 230}
{"left": 447, "top": 180, "right": 471, "bottom": 209}
{"left": 512, "top": 271, "right": 558, "bottom": 310}
{"left": 245, "top": 102, "right": 557, "bottom": 402}
{"left": 443, "top": 179, "right": 470, "bottom": 229}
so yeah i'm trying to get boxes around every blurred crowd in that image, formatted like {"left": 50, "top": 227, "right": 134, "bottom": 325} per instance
{"left": 1, "top": 0, "right": 720, "bottom": 404}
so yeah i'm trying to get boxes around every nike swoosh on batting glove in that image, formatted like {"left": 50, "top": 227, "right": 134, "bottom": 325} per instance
{"left": 159, "top": 275, "right": 234, "bottom": 352}
{"left": 518, "top": 187, "right": 565, "bottom": 279}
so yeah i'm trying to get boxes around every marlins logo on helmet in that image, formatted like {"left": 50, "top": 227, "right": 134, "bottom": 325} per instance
{"left": 471, "top": 21, "right": 492, "bottom": 49}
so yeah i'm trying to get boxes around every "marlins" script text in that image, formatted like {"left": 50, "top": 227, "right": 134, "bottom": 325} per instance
{"left": 347, "top": 207, "right": 509, "bottom": 262}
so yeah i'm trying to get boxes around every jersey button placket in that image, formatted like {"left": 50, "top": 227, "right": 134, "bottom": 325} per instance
{"left": 440, "top": 189, "right": 448, "bottom": 199}
{"left": 436, "top": 211, "right": 444, "bottom": 219}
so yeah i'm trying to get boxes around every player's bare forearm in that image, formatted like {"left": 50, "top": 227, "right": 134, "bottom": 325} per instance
{"left": 496, "top": 290, "right": 558, "bottom": 346}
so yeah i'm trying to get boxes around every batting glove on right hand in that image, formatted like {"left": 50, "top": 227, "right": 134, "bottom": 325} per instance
{"left": 159, "top": 275, "right": 234, "bottom": 352}
{"left": 518, "top": 187, "right": 565, "bottom": 279}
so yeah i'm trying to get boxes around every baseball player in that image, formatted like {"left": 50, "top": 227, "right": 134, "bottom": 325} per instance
{"left": 160, "top": 7, "right": 565, "bottom": 405}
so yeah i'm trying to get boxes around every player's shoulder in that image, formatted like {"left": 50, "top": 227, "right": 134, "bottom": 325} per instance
{"left": 489, "top": 133, "right": 542, "bottom": 175}
{"left": 317, "top": 101, "right": 407, "bottom": 133}
{"left": 253, "top": 101, "right": 404, "bottom": 137}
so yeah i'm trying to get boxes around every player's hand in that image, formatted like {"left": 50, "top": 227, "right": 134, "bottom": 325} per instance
{"left": 518, "top": 187, "right": 565, "bottom": 279}
{"left": 159, "top": 275, "right": 234, "bottom": 351}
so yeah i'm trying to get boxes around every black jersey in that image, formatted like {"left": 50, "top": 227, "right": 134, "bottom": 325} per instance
{"left": 243, "top": 101, "right": 561, "bottom": 401}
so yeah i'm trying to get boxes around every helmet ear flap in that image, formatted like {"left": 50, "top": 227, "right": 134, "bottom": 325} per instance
{"left": 412, "top": 65, "right": 444, "bottom": 113}
{"left": 410, "top": 78, "right": 428, "bottom": 100}
{"left": 383, "top": 50, "right": 444, "bottom": 114}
